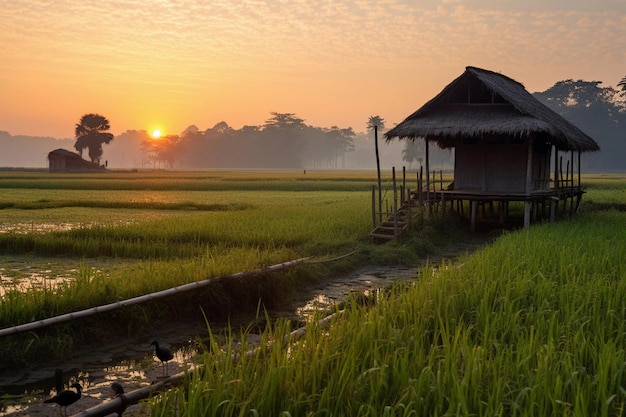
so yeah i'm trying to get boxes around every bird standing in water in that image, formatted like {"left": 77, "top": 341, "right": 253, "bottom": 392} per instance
{"left": 44, "top": 382, "right": 82, "bottom": 416}
{"left": 151, "top": 340, "right": 174, "bottom": 377}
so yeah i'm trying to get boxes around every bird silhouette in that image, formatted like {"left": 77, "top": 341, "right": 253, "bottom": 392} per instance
{"left": 151, "top": 340, "right": 174, "bottom": 377}
{"left": 110, "top": 382, "right": 127, "bottom": 416}
{"left": 44, "top": 382, "right": 82, "bottom": 416}
{"left": 111, "top": 381, "right": 124, "bottom": 396}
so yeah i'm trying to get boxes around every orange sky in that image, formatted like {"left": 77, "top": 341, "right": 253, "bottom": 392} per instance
{"left": 1, "top": 0, "right": 625, "bottom": 139}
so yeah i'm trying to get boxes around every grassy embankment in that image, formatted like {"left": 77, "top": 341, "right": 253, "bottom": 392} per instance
{"left": 0, "top": 170, "right": 458, "bottom": 370}
{"left": 145, "top": 174, "right": 626, "bottom": 417}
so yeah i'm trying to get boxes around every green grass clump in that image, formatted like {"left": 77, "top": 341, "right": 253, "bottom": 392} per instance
{"left": 149, "top": 209, "right": 626, "bottom": 416}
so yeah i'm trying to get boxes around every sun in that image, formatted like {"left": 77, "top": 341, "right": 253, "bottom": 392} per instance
{"left": 151, "top": 129, "right": 161, "bottom": 139}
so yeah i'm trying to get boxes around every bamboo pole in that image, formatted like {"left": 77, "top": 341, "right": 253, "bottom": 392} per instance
{"left": 524, "top": 138, "right": 534, "bottom": 229}
{"left": 425, "top": 139, "right": 430, "bottom": 219}
{"left": 371, "top": 185, "right": 376, "bottom": 227}
{"left": 392, "top": 167, "right": 398, "bottom": 236}
{"left": 402, "top": 166, "right": 406, "bottom": 203}
{"left": 374, "top": 125, "right": 383, "bottom": 224}
{"left": 0, "top": 257, "right": 313, "bottom": 338}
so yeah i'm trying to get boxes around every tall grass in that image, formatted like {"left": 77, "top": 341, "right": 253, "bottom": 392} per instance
{"left": 148, "top": 208, "right": 626, "bottom": 416}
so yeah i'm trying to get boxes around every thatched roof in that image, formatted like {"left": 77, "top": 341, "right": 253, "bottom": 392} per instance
{"left": 385, "top": 66, "right": 600, "bottom": 152}
{"left": 48, "top": 148, "right": 82, "bottom": 159}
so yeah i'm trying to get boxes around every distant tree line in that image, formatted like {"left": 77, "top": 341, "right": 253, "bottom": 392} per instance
{"left": 533, "top": 78, "right": 626, "bottom": 171}
{"left": 68, "top": 77, "right": 626, "bottom": 172}
{"left": 134, "top": 112, "right": 357, "bottom": 169}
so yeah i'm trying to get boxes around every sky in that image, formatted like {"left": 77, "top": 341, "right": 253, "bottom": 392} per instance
{"left": 1, "top": 0, "right": 626, "bottom": 139}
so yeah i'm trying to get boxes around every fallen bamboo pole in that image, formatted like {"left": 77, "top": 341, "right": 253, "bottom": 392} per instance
{"left": 0, "top": 257, "right": 313, "bottom": 338}
{"left": 70, "top": 310, "right": 343, "bottom": 417}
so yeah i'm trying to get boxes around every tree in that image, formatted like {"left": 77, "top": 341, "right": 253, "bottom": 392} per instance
{"left": 534, "top": 79, "right": 626, "bottom": 171}
{"left": 264, "top": 112, "right": 306, "bottom": 130}
{"left": 141, "top": 133, "right": 182, "bottom": 169}
{"left": 74, "top": 113, "right": 114, "bottom": 165}
{"left": 366, "top": 115, "right": 385, "bottom": 132}
{"left": 261, "top": 112, "right": 307, "bottom": 168}
{"left": 402, "top": 140, "right": 423, "bottom": 170}
{"left": 618, "top": 75, "right": 626, "bottom": 97}
{"left": 322, "top": 126, "right": 356, "bottom": 168}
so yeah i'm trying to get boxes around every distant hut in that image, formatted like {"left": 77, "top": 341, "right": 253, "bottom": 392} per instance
{"left": 48, "top": 148, "right": 105, "bottom": 172}
{"left": 385, "top": 66, "right": 600, "bottom": 230}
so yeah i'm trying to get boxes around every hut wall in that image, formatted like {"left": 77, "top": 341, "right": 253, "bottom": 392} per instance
{"left": 454, "top": 143, "right": 551, "bottom": 193}
{"left": 532, "top": 144, "right": 551, "bottom": 190}
{"left": 48, "top": 155, "right": 66, "bottom": 172}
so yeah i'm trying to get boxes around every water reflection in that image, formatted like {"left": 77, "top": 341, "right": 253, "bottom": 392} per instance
{"left": 0, "top": 270, "right": 74, "bottom": 297}
{"left": 0, "top": 266, "right": 421, "bottom": 415}
{"left": 0, "top": 340, "right": 200, "bottom": 416}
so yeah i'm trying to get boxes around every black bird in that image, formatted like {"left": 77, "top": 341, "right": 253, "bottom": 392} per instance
{"left": 110, "top": 381, "right": 124, "bottom": 396}
{"left": 44, "top": 382, "right": 82, "bottom": 416}
{"left": 151, "top": 340, "right": 174, "bottom": 377}
{"left": 110, "top": 382, "right": 127, "bottom": 417}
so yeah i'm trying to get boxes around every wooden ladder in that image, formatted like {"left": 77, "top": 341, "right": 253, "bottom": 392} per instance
{"left": 369, "top": 200, "right": 419, "bottom": 242}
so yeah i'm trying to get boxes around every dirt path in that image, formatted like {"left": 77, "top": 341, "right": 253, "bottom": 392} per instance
{"left": 1, "top": 232, "right": 495, "bottom": 416}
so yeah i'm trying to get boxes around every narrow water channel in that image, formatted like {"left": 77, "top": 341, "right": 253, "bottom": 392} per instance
{"left": 0, "top": 265, "right": 421, "bottom": 416}
{"left": 0, "top": 234, "right": 492, "bottom": 416}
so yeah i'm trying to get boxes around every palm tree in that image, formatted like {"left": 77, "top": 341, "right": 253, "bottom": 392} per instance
{"left": 618, "top": 75, "right": 626, "bottom": 97}
{"left": 74, "top": 113, "right": 114, "bottom": 165}
{"left": 366, "top": 115, "right": 385, "bottom": 132}
{"left": 367, "top": 115, "right": 386, "bottom": 224}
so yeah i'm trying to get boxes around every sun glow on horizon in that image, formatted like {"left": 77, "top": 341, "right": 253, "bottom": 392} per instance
{"left": 151, "top": 129, "right": 161, "bottom": 139}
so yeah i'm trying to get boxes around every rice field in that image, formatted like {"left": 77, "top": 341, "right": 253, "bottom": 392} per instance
{"left": 2, "top": 170, "right": 626, "bottom": 416}
{"left": 140, "top": 173, "right": 626, "bottom": 417}
{"left": 0, "top": 169, "right": 447, "bottom": 370}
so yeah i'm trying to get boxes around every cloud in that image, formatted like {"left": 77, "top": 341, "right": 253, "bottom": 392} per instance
{"left": 1, "top": 0, "right": 625, "bottom": 136}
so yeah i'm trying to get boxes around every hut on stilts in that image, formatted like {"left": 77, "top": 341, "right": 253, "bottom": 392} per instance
{"left": 371, "top": 66, "right": 600, "bottom": 239}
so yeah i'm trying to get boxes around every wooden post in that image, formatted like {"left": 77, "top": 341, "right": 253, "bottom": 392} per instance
{"left": 567, "top": 151, "right": 577, "bottom": 216}
{"left": 374, "top": 125, "right": 382, "bottom": 224}
{"left": 470, "top": 200, "right": 477, "bottom": 232}
{"left": 402, "top": 166, "right": 406, "bottom": 203}
{"left": 372, "top": 185, "right": 376, "bottom": 229}
{"left": 441, "top": 193, "right": 446, "bottom": 218}
{"left": 418, "top": 169, "right": 423, "bottom": 206}
{"left": 392, "top": 167, "right": 398, "bottom": 236}
{"left": 524, "top": 138, "right": 534, "bottom": 229}
{"left": 577, "top": 151, "right": 581, "bottom": 188}
{"left": 425, "top": 139, "right": 430, "bottom": 219}
{"left": 553, "top": 146, "right": 558, "bottom": 190}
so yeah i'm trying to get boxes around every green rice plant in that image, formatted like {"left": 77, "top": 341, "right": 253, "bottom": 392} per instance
{"left": 0, "top": 190, "right": 371, "bottom": 257}
{"left": 148, "top": 206, "right": 626, "bottom": 416}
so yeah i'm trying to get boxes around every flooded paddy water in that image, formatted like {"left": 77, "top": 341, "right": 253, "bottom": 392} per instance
{"left": 0, "top": 234, "right": 492, "bottom": 416}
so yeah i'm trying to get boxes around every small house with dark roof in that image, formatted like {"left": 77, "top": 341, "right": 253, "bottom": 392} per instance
{"left": 384, "top": 66, "right": 600, "bottom": 231}
{"left": 48, "top": 148, "right": 105, "bottom": 172}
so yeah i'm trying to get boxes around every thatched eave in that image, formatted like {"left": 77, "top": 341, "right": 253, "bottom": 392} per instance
{"left": 385, "top": 66, "right": 600, "bottom": 152}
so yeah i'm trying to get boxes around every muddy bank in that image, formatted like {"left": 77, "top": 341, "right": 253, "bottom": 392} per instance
{"left": 0, "top": 233, "right": 494, "bottom": 416}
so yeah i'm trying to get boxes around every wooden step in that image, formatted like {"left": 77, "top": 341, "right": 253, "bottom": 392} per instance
{"left": 380, "top": 221, "right": 408, "bottom": 227}
{"left": 369, "top": 233, "right": 396, "bottom": 240}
